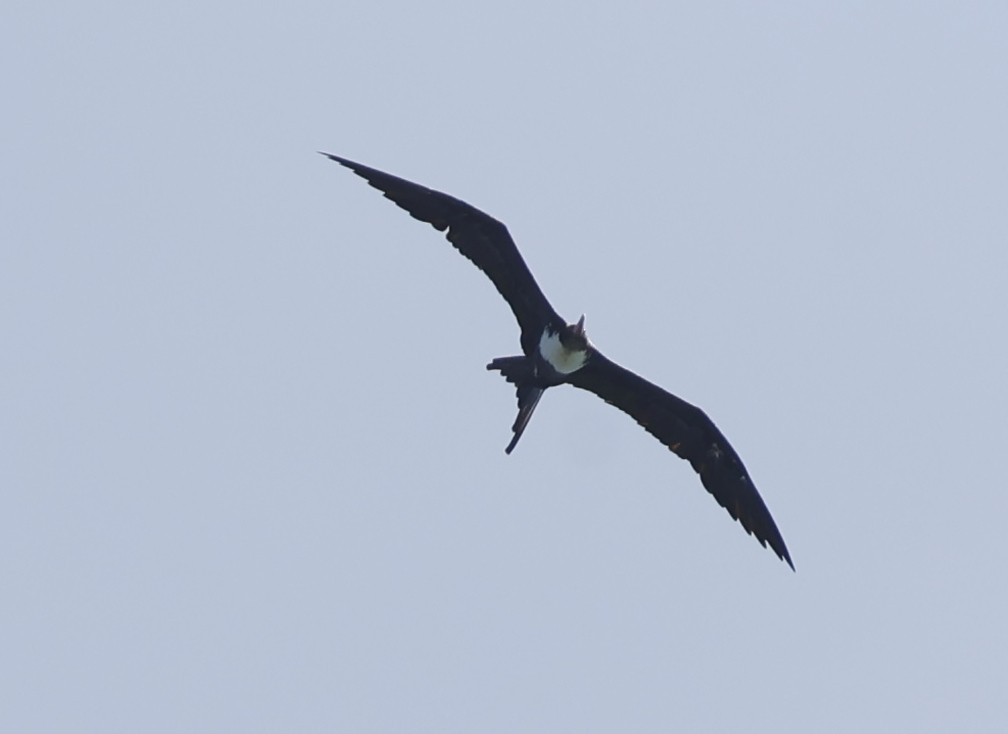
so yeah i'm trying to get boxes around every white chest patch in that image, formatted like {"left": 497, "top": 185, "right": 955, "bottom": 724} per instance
{"left": 538, "top": 329, "right": 588, "bottom": 375}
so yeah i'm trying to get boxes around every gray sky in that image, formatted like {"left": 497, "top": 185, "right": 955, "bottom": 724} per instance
{"left": 3, "top": 2, "right": 1007, "bottom": 732}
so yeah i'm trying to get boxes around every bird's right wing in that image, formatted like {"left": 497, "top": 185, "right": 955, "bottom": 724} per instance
{"left": 322, "top": 154, "right": 563, "bottom": 354}
{"left": 567, "top": 349, "right": 794, "bottom": 569}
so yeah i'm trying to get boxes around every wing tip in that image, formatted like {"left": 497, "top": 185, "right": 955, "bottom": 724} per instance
{"left": 765, "top": 526, "right": 795, "bottom": 571}
{"left": 319, "top": 151, "right": 351, "bottom": 167}
{"left": 736, "top": 501, "right": 795, "bottom": 571}
{"left": 764, "top": 534, "right": 795, "bottom": 572}
{"left": 754, "top": 524, "right": 795, "bottom": 571}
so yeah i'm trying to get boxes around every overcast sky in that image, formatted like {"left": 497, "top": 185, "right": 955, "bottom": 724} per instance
{"left": 3, "top": 2, "right": 1007, "bottom": 732}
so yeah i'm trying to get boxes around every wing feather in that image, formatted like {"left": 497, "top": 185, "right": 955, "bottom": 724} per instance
{"left": 568, "top": 350, "right": 794, "bottom": 569}
{"left": 322, "top": 153, "right": 562, "bottom": 354}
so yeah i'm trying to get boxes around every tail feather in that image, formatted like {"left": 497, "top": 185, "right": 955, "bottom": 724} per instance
{"left": 505, "top": 385, "right": 544, "bottom": 454}
{"left": 487, "top": 356, "right": 544, "bottom": 454}
{"left": 486, "top": 355, "right": 533, "bottom": 385}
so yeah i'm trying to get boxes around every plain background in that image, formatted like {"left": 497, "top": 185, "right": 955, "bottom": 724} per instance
{"left": 3, "top": 2, "right": 1006, "bottom": 731}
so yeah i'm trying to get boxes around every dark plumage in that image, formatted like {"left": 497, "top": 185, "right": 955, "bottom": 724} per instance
{"left": 323, "top": 152, "right": 794, "bottom": 570}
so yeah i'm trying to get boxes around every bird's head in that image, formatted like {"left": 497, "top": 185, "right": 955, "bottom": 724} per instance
{"left": 560, "top": 314, "right": 589, "bottom": 350}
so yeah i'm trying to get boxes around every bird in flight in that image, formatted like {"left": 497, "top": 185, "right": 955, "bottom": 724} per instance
{"left": 322, "top": 153, "right": 793, "bottom": 569}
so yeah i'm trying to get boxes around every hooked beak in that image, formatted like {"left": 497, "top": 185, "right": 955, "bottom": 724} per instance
{"left": 574, "top": 314, "right": 586, "bottom": 337}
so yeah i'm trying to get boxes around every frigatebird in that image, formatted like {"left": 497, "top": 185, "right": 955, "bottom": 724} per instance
{"left": 322, "top": 153, "right": 794, "bottom": 569}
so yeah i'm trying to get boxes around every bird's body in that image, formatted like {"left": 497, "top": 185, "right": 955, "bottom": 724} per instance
{"left": 537, "top": 324, "right": 590, "bottom": 376}
{"left": 323, "top": 153, "right": 794, "bottom": 569}
{"left": 487, "top": 317, "right": 590, "bottom": 454}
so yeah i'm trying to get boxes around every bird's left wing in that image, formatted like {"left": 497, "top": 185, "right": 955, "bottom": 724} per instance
{"left": 322, "top": 153, "right": 563, "bottom": 354}
{"left": 567, "top": 349, "right": 794, "bottom": 569}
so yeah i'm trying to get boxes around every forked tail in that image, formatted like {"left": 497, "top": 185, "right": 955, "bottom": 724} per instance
{"left": 486, "top": 356, "right": 545, "bottom": 454}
